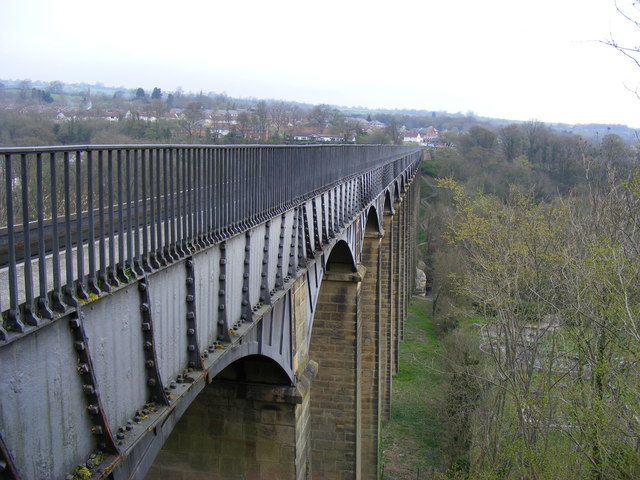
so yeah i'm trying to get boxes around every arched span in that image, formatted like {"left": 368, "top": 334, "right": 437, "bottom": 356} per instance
{"left": 147, "top": 354, "right": 297, "bottom": 478}
{"left": 205, "top": 314, "right": 295, "bottom": 384}
{"left": 365, "top": 205, "right": 381, "bottom": 234}
{"left": 384, "top": 189, "right": 394, "bottom": 215}
{"left": 215, "top": 354, "right": 293, "bottom": 385}
{"left": 326, "top": 239, "right": 356, "bottom": 273}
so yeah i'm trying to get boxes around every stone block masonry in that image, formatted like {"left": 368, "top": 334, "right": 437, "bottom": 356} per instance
{"left": 147, "top": 378, "right": 310, "bottom": 480}
{"left": 309, "top": 268, "right": 364, "bottom": 480}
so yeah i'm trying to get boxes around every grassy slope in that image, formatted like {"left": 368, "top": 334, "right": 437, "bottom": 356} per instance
{"left": 382, "top": 297, "right": 445, "bottom": 479}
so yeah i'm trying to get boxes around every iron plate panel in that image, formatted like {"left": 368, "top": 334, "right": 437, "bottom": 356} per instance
{"left": 268, "top": 215, "right": 282, "bottom": 294}
{"left": 83, "top": 284, "right": 148, "bottom": 434}
{"left": 281, "top": 210, "right": 294, "bottom": 279}
{"left": 225, "top": 233, "right": 245, "bottom": 324}
{"left": 148, "top": 264, "right": 188, "bottom": 385}
{"left": 248, "top": 224, "right": 265, "bottom": 309}
{"left": 0, "top": 319, "right": 94, "bottom": 480}
{"left": 192, "top": 247, "right": 220, "bottom": 352}
{"left": 260, "top": 293, "right": 292, "bottom": 374}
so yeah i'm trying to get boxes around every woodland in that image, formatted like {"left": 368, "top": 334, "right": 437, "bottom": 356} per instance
{"left": 418, "top": 121, "right": 640, "bottom": 479}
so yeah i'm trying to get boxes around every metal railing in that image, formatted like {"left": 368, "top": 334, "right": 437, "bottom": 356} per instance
{"left": 0, "top": 144, "right": 421, "bottom": 338}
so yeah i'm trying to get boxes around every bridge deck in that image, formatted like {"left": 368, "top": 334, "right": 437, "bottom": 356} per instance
{"left": 0, "top": 144, "right": 421, "bottom": 479}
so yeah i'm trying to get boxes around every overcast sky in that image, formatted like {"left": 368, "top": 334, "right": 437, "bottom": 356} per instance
{"left": 2, "top": 0, "right": 639, "bottom": 127}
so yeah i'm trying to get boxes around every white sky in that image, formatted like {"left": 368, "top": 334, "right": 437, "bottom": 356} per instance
{"left": 2, "top": 0, "right": 640, "bottom": 127}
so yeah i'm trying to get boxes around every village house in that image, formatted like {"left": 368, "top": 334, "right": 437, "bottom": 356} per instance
{"left": 403, "top": 126, "right": 439, "bottom": 146}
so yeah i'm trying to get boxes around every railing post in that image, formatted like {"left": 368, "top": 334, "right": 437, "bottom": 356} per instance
{"left": 125, "top": 149, "right": 135, "bottom": 273}
{"left": 49, "top": 151, "right": 65, "bottom": 312}
{"left": 36, "top": 152, "right": 53, "bottom": 318}
{"left": 75, "top": 149, "right": 89, "bottom": 300}
{"left": 157, "top": 147, "right": 168, "bottom": 259}
{"left": 63, "top": 151, "right": 78, "bottom": 307}
{"left": 86, "top": 150, "right": 99, "bottom": 295}
{"left": 20, "top": 153, "right": 38, "bottom": 325}
{"left": 4, "top": 153, "right": 24, "bottom": 332}
{"left": 96, "top": 150, "right": 110, "bottom": 294}
{"left": 148, "top": 148, "right": 160, "bottom": 268}
{"left": 107, "top": 149, "right": 118, "bottom": 286}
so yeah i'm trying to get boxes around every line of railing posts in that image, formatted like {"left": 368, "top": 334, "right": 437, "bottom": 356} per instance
{"left": 0, "top": 144, "right": 421, "bottom": 340}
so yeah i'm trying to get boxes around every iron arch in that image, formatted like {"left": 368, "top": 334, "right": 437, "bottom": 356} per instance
{"left": 325, "top": 239, "right": 357, "bottom": 273}
{"left": 384, "top": 189, "right": 394, "bottom": 215}
{"left": 393, "top": 180, "right": 401, "bottom": 201}
{"left": 365, "top": 205, "right": 381, "bottom": 234}
{"left": 214, "top": 354, "right": 293, "bottom": 386}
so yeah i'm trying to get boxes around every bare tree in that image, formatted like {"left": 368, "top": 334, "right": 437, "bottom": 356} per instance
{"left": 179, "top": 102, "right": 204, "bottom": 138}
{"left": 237, "top": 111, "right": 251, "bottom": 139}
{"left": 252, "top": 101, "right": 269, "bottom": 140}
{"left": 287, "top": 105, "right": 303, "bottom": 135}
{"left": 498, "top": 124, "right": 526, "bottom": 162}
{"left": 439, "top": 166, "right": 640, "bottom": 478}
{"left": 603, "top": 1, "right": 640, "bottom": 97}
{"left": 308, "top": 104, "right": 333, "bottom": 131}
{"left": 269, "top": 101, "right": 290, "bottom": 138}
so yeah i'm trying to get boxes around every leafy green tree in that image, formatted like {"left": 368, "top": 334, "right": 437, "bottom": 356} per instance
{"left": 440, "top": 330, "right": 484, "bottom": 473}
{"left": 558, "top": 164, "right": 640, "bottom": 479}
{"left": 29, "top": 88, "right": 54, "bottom": 104}
{"left": 135, "top": 87, "right": 146, "bottom": 100}
{"left": 437, "top": 171, "right": 640, "bottom": 479}
{"left": 53, "top": 118, "right": 92, "bottom": 144}
{"left": 439, "top": 179, "right": 581, "bottom": 478}
{"left": 0, "top": 110, "right": 56, "bottom": 146}
{"left": 356, "top": 129, "right": 392, "bottom": 144}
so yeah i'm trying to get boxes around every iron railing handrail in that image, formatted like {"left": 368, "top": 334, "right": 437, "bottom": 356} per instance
{"left": 0, "top": 144, "right": 422, "bottom": 338}
{"left": 0, "top": 143, "right": 415, "bottom": 152}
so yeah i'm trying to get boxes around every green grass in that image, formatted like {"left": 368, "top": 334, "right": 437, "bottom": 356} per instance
{"left": 421, "top": 159, "right": 440, "bottom": 177}
{"left": 382, "top": 297, "right": 446, "bottom": 478}
{"left": 457, "top": 314, "right": 484, "bottom": 335}
{"left": 420, "top": 176, "right": 434, "bottom": 198}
